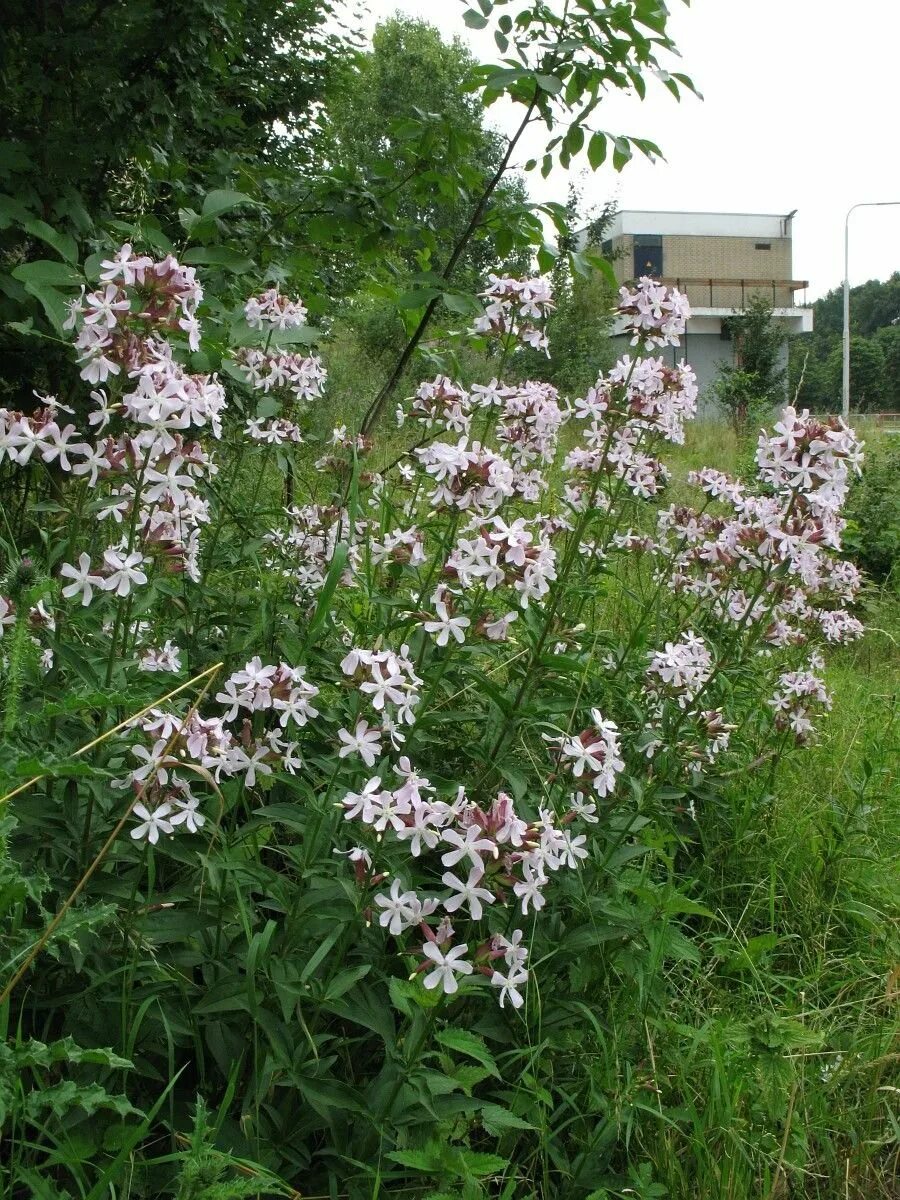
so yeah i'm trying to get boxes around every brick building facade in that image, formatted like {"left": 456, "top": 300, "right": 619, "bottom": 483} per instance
{"left": 589, "top": 210, "right": 814, "bottom": 406}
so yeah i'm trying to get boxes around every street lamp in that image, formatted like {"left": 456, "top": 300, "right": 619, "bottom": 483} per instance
{"left": 843, "top": 201, "right": 900, "bottom": 421}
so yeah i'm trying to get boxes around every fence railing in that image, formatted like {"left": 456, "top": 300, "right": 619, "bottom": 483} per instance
{"left": 659, "top": 277, "right": 809, "bottom": 309}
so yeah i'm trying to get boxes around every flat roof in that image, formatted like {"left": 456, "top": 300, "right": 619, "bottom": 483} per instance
{"left": 606, "top": 209, "right": 797, "bottom": 239}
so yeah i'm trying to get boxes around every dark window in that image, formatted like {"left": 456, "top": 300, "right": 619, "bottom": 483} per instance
{"left": 634, "top": 235, "right": 663, "bottom": 278}
{"left": 755, "top": 242, "right": 771, "bottom": 250}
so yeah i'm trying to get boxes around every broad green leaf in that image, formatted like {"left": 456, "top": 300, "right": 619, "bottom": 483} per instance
{"left": 12, "top": 259, "right": 82, "bottom": 286}
{"left": 463, "top": 10, "right": 489, "bottom": 29}
{"left": 181, "top": 245, "right": 253, "bottom": 271}
{"left": 390, "top": 976, "right": 442, "bottom": 1013}
{"left": 588, "top": 132, "right": 607, "bottom": 170}
{"left": 397, "top": 288, "right": 440, "bottom": 310}
{"left": 457, "top": 1149, "right": 508, "bottom": 1177}
{"left": 442, "top": 291, "right": 478, "bottom": 315}
{"left": 535, "top": 73, "right": 563, "bottom": 95}
{"left": 21, "top": 282, "right": 68, "bottom": 333}
{"left": 22, "top": 218, "right": 78, "bottom": 263}
{"left": 436, "top": 1029, "right": 499, "bottom": 1077}
{"left": 200, "top": 189, "right": 255, "bottom": 220}
{"left": 480, "top": 1102, "right": 536, "bottom": 1135}
{"left": 27, "top": 1081, "right": 139, "bottom": 1120}
{"left": 387, "top": 1148, "right": 442, "bottom": 1172}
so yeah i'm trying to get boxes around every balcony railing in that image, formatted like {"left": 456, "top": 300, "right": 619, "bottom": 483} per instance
{"left": 660, "top": 277, "right": 809, "bottom": 309}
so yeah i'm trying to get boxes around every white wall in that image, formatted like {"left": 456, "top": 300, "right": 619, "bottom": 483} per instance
{"left": 608, "top": 210, "right": 793, "bottom": 240}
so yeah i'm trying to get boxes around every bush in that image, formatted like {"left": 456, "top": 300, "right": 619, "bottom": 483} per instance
{"left": 0, "top": 258, "right": 873, "bottom": 1196}
{"left": 844, "top": 437, "right": 900, "bottom": 584}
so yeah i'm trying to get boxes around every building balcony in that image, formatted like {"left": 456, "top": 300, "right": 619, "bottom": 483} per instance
{"left": 661, "top": 276, "right": 809, "bottom": 310}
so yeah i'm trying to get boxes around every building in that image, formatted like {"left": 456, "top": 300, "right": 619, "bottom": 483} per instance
{"left": 597, "top": 209, "right": 813, "bottom": 404}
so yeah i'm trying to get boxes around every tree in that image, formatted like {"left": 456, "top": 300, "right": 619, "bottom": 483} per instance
{"left": 0, "top": 0, "right": 350, "bottom": 220}
{"left": 812, "top": 273, "right": 900, "bottom": 339}
{"left": 353, "top": 0, "right": 696, "bottom": 435}
{"left": 873, "top": 324, "right": 900, "bottom": 408}
{"left": 325, "top": 16, "right": 528, "bottom": 289}
{"left": 788, "top": 273, "right": 900, "bottom": 413}
{"left": 787, "top": 337, "right": 832, "bottom": 410}
{"left": 518, "top": 186, "right": 617, "bottom": 394}
{"left": 0, "top": 0, "right": 356, "bottom": 405}
{"left": 713, "top": 297, "right": 786, "bottom": 432}
{"left": 826, "top": 336, "right": 887, "bottom": 412}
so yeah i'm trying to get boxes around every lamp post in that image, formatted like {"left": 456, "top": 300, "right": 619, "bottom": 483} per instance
{"left": 843, "top": 201, "right": 900, "bottom": 421}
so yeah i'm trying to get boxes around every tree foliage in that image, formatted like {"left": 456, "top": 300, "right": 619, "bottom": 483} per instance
{"left": 789, "top": 273, "right": 900, "bottom": 412}
{"left": 713, "top": 297, "right": 786, "bottom": 432}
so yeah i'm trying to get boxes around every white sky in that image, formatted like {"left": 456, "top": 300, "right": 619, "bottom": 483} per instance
{"left": 357, "top": 0, "right": 900, "bottom": 299}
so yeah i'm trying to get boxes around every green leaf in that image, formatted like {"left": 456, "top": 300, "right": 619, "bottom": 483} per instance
{"left": 612, "top": 136, "right": 632, "bottom": 171}
{"left": 436, "top": 1029, "right": 499, "bottom": 1077}
{"left": 588, "top": 132, "right": 607, "bottom": 170}
{"left": 535, "top": 74, "right": 563, "bottom": 95}
{"left": 480, "top": 1102, "right": 535, "bottom": 1135}
{"left": 15, "top": 1037, "right": 132, "bottom": 1070}
{"left": 457, "top": 1150, "right": 508, "bottom": 1177}
{"left": 463, "top": 10, "right": 489, "bottom": 28}
{"left": 323, "top": 964, "right": 371, "bottom": 1000}
{"left": 21, "top": 282, "right": 68, "bottom": 333}
{"left": 387, "top": 1148, "right": 442, "bottom": 1172}
{"left": 193, "top": 984, "right": 251, "bottom": 1015}
{"left": 0, "top": 192, "right": 31, "bottom": 228}
{"left": 449, "top": 1063, "right": 492, "bottom": 1095}
{"left": 442, "top": 291, "right": 478, "bottom": 315}
{"left": 269, "top": 324, "right": 320, "bottom": 347}
{"left": 390, "top": 976, "right": 442, "bottom": 1013}
{"left": 22, "top": 219, "right": 78, "bottom": 263}
{"left": 11, "top": 259, "right": 82, "bottom": 286}
{"left": 200, "top": 189, "right": 255, "bottom": 220}
{"left": 397, "top": 288, "right": 440, "bottom": 310}
{"left": 27, "top": 1081, "right": 139, "bottom": 1120}
{"left": 299, "top": 927, "right": 343, "bottom": 982}
{"left": 181, "top": 245, "right": 253, "bottom": 271}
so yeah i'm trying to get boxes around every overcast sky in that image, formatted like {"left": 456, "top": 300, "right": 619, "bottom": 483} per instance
{"left": 358, "top": 0, "right": 900, "bottom": 299}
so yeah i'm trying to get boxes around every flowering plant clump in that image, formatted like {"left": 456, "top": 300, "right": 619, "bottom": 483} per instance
{"left": 0, "top": 249, "right": 867, "bottom": 1189}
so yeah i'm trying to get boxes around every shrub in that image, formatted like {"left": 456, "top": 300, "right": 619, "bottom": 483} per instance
{"left": 0, "top": 256, "right": 869, "bottom": 1196}
{"left": 844, "top": 437, "right": 900, "bottom": 584}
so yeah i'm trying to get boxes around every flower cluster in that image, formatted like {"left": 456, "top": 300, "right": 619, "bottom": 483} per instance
{"left": 245, "top": 416, "right": 304, "bottom": 445}
{"left": 560, "top": 284, "right": 696, "bottom": 510}
{"left": 405, "top": 376, "right": 472, "bottom": 434}
{"left": 68, "top": 244, "right": 204, "bottom": 374}
{"left": 485, "top": 379, "right": 569, "bottom": 475}
{"left": 552, "top": 709, "right": 626, "bottom": 798}
{"left": 756, "top": 407, "right": 863, "bottom": 518}
{"left": 2, "top": 249, "right": 231, "bottom": 598}
{"left": 122, "top": 656, "right": 316, "bottom": 841}
{"left": 264, "top": 504, "right": 357, "bottom": 602}
{"left": 234, "top": 346, "right": 327, "bottom": 405}
{"left": 655, "top": 417, "right": 866, "bottom": 653}
{"left": 471, "top": 274, "right": 554, "bottom": 353}
{"left": 340, "top": 644, "right": 423, "bottom": 743}
{"left": 445, "top": 515, "right": 559, "bottom": 612}
{"left": 646, "top": 632, "right": 713, "bottom": 709}
{"left": 139, "top": 640, "right": 182, "bottom": 673}
{"left": 769, "top": 658, "right": 831, "bottom": 743}
{"left": 415, "top": 438, "right": 515, "bottom": 512}
{"left": 244, "top": 288, "right": 308, "bottom": 331}
{"left": 616, "top": 275, "right": 691, "bottom": 350}
{"left": 340, "top": 765, "right": 595, "bottom": 1006}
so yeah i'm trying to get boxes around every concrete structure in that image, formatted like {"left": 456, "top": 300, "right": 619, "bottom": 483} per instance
{"left": 593, "top": 210, "right": 814, "bottom": 407}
